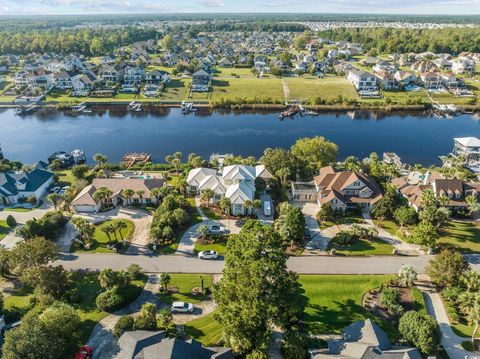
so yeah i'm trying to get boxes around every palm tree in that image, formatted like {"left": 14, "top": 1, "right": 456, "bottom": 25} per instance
{"left": 275, "top": 167, "right": 290, "bottom": 187}
{"left": 150, "top": 187, "right": 162, "bottom": 202}
{"left": 136, "top": 190, "right": 145, "bottom": 204}
{"left": 122, "top": 189, "right": 135, "bottom": 205}
{"left": 107, "top": 222, "right": 119, "bottom": 243}
{"left": 115, "top": 220, "right": 128, "bottom": 244}
{"left": 459, "top": 291, "right": 477, "bottom": 315}
{"left": 438, "top": 194, "right": 450, "bottom": 208}
{"left": 462, "top": 270, "right": 480, "bottom": 293}
{"left": 201, "top": 189, "right": 214, "bottom": 207}
{"left": 100, "top": 224, "right": 113, "bottom": 243}
{"left": 420, "top": 189, "right": 437, "bottom": 208}
{"left": 93, "top": 153, "right": 108, "bottom": 168}
{"left": 468, "top": 301, "right": 480, "bottom": 349}
{"left": 160, "top": 272, "right": 171, "bottom": 292}
{"left": 219, "top": 197, "right": 232, "bottom": 215}
{"left": 47, "top": 193, "right": 61, "bottom": 210}
{"left": 244, "top": 200, "right": 253, "bottom": 215}
{"left": 175, "top": 178, "right": 187, "bottom": 196}
{"left": 466, "top": 195, "right": 480, "bottom": 216}
{"left": 93, "top": 187, "right": 112, "bottom": 208}
{"left": 252, "top": 199, "right": 262, "bottom": 214}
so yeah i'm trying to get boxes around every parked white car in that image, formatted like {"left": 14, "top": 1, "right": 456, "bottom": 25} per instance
{"left": 49, "top": 186, "right": 60, "bottom": 194}
{"left": 171, "top": 301, "right": 194, "bottom": 313}
{"left": 208, "top": 224, "right": 225, "bottom": 235}
{"left": 58, "top": 186, "right": 70, "bottom": 196}
{"left": 198, "top": 250, "right": 218, "bottom": 260}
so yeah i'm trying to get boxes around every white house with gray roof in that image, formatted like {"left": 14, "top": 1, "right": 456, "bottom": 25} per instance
{"left": 347, "top": 68, "right": 378, "bottom": 92}
{"left": 187, "top": 164, "right": 272, "bottom": 216}
{"left": 0, "top": 169, "right": 54, "bottom": 206}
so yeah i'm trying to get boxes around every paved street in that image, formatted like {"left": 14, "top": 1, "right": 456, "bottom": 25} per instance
{"left": 57, "top": 253, "right": 449, "bottom": 274}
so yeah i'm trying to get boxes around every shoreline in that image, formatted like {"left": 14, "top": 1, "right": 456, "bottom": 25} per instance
{"left": 0, "top": 101, "right": 478, "bottom": 114}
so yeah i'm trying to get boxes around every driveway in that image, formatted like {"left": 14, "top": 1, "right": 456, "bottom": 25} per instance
{"left": 296, "top": 202, "right": 331, "bottom": 250}
{"left": 417, "top": 277, "right": 480, "bottom": 359}
{"left": 0, "top": 200, "right": 53, "bottom": 223}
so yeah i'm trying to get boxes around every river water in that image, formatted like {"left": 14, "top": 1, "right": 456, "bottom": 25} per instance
{"left": 1, "top": 107, "right": 479, "bottom": 165}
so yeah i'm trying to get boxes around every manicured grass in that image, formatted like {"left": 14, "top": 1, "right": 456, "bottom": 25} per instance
{"left": 200, "top": 206, "right": 222, "bottom": 220}
{"left": 161, "top": 79, "right": 190, "bottom": 102}
{"left": 328, "top": 238, "right": 394, "bottom": 256}
{"left": 3, "top": 287, "right": 34, "bottom": 323}
{"left": 3, "top": 206, "right": 35, "bottom": 212}
{"left": 184, "top": 310, "right": 223, "bottom": 346}
{"left": 285, "top": 76, "right": 358, "bottom": 102}
{"left": 430, "top": 91, "right": 476, "bottom": 105}
{"left": 214, "top": 67, "right": 257, "bottom": 77}
{"left": 299, "top": 275, "right": 398, "bottom": 338}
{"left": 382, "top": 90, "right": 431, "bottom": 105}
{"left": 157, "top": 274, "right": 213, "bottom": 304}
{"left": 438, "top": 220, "right": 480, "bottom": 253}
{"left": 194, "top": 239, "right": 228, "bottom": 255}
{"left": 374, "top": 220, "right": 406, "bottom": 240}
{"left": 76, "top": 219, "right": 135, "bottom": 253}
{"left": 211, "top": 77, "right": 284, "bottom": 102}
{"left": 54, "top": 169, "right": 77, "bottom": 187}
{"left": 319, "top": 215, "right": 365, "bottom": 230}
{"left": 0, "top": 219, "right": 10, "bottom": 240}
{"left": 411, "top": 287, "right": 428, "bottom": 316}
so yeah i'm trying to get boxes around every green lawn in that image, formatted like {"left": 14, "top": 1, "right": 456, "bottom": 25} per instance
{"left": 328, "top": 238, "right": 394, "bottom": 256}
{"left": 214, "top": 67, "right": 257, "bottom": 77}
{"left": 200, "top": 206, "right": 222, "bottom": 220}
{"left": 54, "top": 169, "right": 77, "bottom": 187}
{"left": 157, "top": 274, "right": 213, "bottom": 304}
{"left": 374, "top": 220, "right": 406, "bottom": 240}
{"left": 319, "top": 215, "right": 365, "bottom": 230}
{"left": 194, "top": 239, "right": 228, "bottom": 255}
{"left": 3, "top": 287, "right": 34, "bottom": 323}
{"left": 438, "top": 220, "right": 480, "bottom": 253}
{"left": 76, "top": 219, "right": 135, "bottom": 253}
{"left": 299, "top": 275, "right": 398, "bottom": 338}
{"left": 285, "top": 76, "right": 358, "bottom": 102}
{"left": 382, "top": 90, "right": 431, "bottom": 105}
{"left": 161, "top": 79, "right": 190, "bottom": 102}
{"left": 411, "top": 287, "right": 428, "bottom": 316}
{"left": 184, "top": 310, "right": 223, "bottom": 346}
{"left": 211, "top": 77, "right": 284, "bottom": 102}
{"left": 0, "top": 219, "right": 10, "bottom": 240}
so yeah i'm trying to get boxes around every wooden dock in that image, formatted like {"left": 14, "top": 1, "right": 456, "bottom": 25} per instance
{"left": 122, "top": 153, "right": 152, "bottom": 168}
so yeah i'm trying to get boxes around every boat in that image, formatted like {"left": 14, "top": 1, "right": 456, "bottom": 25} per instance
{"left": 72, "top": 102, "right": 88, "bottom": 113}
{"left": 14, "top": 104, "right": 40, "bottom": 116}
{"left": 305, "top": 110, "right": 319, "bottom": 116}
{"left": 127, "top": 101, "right": 143, "bottom": 112}
{"left": 181, "top": 101, "right": 197, "bottom": 114}
{"left": 279, "top": 106, "right": 300, "bottom": 120}
{"left": 71, "top": 149, "right": 86, "bottom": 164}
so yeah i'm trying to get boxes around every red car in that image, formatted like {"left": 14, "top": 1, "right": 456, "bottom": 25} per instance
{"left": 74, "top": 346, "right": 93, "bottom": 359}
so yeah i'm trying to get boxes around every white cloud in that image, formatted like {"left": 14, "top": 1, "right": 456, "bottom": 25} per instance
{"left": 196, "top": 0, "right": 224, "bottom": 7}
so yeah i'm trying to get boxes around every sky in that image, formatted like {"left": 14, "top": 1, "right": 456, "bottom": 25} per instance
{"left": 1, "top": 0, "right": 480, "bottom": 16}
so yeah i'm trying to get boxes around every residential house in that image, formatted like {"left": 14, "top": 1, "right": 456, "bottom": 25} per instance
{"left": 391, "top": 173, "right": 480, "bottom": 212}
{"left": 124, "top": 66, "right": 145, "bottom": 84}
{"left": 439, "top": 72, "right": 458, "bottom": 88}
{"left": 54, "top": 70, "right": 74, "bottom": 89}
{"left": 145, "top": 70, "right": 170, "bottom": 84}
{"left": 101, "top": 64, "right": 126, "bottom": 83}
{"left": 292, "top": 166, "right": 383, "bottom": 212}
{"left": 346, "top": 68, "right": 378, "bottom": 92}
{"left": 311, "top": 319, "right": 422, "bottom": 359}
{"left": 26, "top": 68, "right": 54, "bottom": 89}
{"left": 452, "top": 59, "right": 475, "bottom": 74}
{"left": 191, "top": 68, "right": 212, "bottom": 92}
{"left": 375, "top": 71, "right": 399, "bottom": 90}
{"left": 71, "top": 177, "right": 165, "bottom": 213}
{"left": 393, "top": 70, "right": 417, "bottom": 87}
{"left": 218, "top": 57, "right": 234, "bottom": 67}
{"left": 114, "top": 330, "right": 233, "bottom": 359}
{"left": 0, "top": 169, "right": 54, "bottom": 206}
{"left": 452, "top": 137, "right": 480, "bottom": 162}
{"left": 72, "top": 73, "right": 96, "bottom": 96}
{"left": 14, "top": 71, "right": 29, "bottom": 86}
{"left": 420, "top": 72, "right": 442, "bottom": 90}
{"left": 411, "top": 60, "right": 438, "bottom": 73}
{"left": 187, "top": 164, "right": 272, "bottom": 216}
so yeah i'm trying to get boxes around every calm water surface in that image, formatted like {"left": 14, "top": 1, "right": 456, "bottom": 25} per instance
{"left": 1, "top": 107, "right": 480, "bottom": 165}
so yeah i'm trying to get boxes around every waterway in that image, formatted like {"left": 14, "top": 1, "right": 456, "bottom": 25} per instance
{"left": 1, "top": 107, "right": 479, "bottom": 165}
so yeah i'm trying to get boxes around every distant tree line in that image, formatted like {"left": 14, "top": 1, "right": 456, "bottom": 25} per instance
{"left": 319, "top": 27, "right": 480, "bottom": 54}
{"left": 0, "top": 27, "right": 158, "bottom": 56}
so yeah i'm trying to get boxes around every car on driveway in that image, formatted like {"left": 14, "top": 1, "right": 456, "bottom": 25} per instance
{"left": 171, "top": 301, "right": 194, "bottom": 313}
{"left": 304, "top": 227, "right": 312, "bottom": 241}
{"left": 49, "top": 186, "right": 60, "bottom": 194}
{"left": 58, "top": 186, "right": 70, "bottom": 196}
{"left": 208, "top": 224, "right": 225, "bottom": 235}
{"left": 198, "top": 250, "right": 218, "bottom": 260}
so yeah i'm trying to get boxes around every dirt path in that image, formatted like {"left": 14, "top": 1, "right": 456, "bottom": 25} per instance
{"left": 282, "top": 79, "right": 290, "bottom": 101}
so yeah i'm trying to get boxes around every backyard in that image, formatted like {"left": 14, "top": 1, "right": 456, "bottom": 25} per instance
{"left": 184, "top": 310, "right": 223, "bottom": 346}
{"left": 211, "top": 77, "right": 284, "bottom": 102}
{"left": 284, "top": 76, "right": 358, "bottom": 102}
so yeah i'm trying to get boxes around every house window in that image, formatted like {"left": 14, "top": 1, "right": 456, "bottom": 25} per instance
{"left": 234, "top": 204, "right": 243, "bottom": 214}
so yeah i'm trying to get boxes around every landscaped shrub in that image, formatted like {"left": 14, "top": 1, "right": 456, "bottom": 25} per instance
{"left": 461, "top": 340, "right": 476, "bottom": 351}
{"left": 281, "top": 330, "right": 309, "bottom": 359}
{"left": 96, "top": 288, "right": 124, "bottom": 312}
{"left": 381, "top": 288, "right": 404, "bottom": 316}
{"left": 114, "top": 315, "right": 134, "bottom": 337}
{"left": 133, "top": 302, "right": 158, "bottom": 330}
{"left": 6, "top": 215, "right": 16, "bottom": 228}
{"left": 399, "top": 311, "right": 440, "bottom": 355}
{"left": 127, "top": 264, "right": 141, "bottom": 281}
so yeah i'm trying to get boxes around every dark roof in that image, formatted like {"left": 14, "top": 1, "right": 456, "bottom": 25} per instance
{"left": 342, "top": 319, "right": 391, "bottom": 351}
{"left": 115, "top": 331, "right": 233, "bottom": 359}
